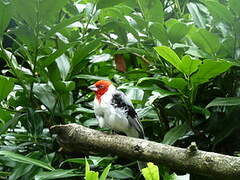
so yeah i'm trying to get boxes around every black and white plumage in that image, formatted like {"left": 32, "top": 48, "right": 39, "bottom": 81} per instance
{"left": 88, "top": 80, "right": 144, "bottom": 138}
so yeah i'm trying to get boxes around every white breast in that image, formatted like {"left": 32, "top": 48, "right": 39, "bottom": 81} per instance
{"left": 94, "top": 85, "right": 130, "bottom": 133}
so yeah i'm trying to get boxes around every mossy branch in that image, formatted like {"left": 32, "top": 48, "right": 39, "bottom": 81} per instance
{"left": 50, "top": 123, "right": 240, "bottom": 180}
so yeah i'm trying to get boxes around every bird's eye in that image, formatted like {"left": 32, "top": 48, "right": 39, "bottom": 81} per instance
{"left": 98, "top": 85, "right": 104, "bottom": 89}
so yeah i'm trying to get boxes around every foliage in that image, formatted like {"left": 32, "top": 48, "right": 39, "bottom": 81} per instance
{"left": 85, "top": 158, "right": 111, "bottom": 180}
{"left": 0, "top": 0, "right": 240, "bottom": 179}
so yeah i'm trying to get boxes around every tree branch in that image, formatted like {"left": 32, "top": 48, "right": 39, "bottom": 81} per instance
{"left": 50, "top": 123, "right": 240, "bottom": 180}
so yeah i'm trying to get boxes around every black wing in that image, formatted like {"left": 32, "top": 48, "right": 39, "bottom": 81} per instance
{"left": 111, "top": 91, "right": 144, "bottom": 138}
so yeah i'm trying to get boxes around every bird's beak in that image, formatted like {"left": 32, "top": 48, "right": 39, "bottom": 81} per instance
{"left": 88, "top": 84, "right": 98, "bottom": 91}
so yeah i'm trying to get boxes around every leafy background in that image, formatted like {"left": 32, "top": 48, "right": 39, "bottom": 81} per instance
{"left": 0, "top": 0, "right": 240, "bottom": 179}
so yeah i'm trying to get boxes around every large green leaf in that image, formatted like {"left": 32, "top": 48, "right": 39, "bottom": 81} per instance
{"left": 56, "top": 54, "right": 71, "bottom": 80}
{"left": 85, "top": 158, "right": 99, "bottom": 180}
{"left": 178, "top": 55, "right": 201, "bottom": 76}
{"left": 102, "top": 21, "right": 128, "bottom": 45}
{"left": 146, "top": 90, "right": 179, "bottom": 106}
{"left": 47, "top": 62, "right": 75, "bottom": 92}
{"left": 99, "top": 164, "right": 111, "bottom": 180}
{"left": 72, "top": 38, "right": 102, "bottom": 67}
{"left": 191, "top": 59, "right": 232, "bottom": 85}
{"left": 39, "top": 0, "right": 69, "bottom": 25}
{"left": 137, "top": 77, "right": 162, "bottom": 87}
{"left": 190, "top": 28, "right": 220, "bottom": 55}
{"left": 0, "top": 1, "right": 12, "bottom": 39}
{"left": 108, "top": 167, "right": 133, "bottom": 179}
{"left": 45, "top": 15, "right": 82, "bottom": 38}
{"left": 187, "top": 3, "right": 206, "bottom": 28}
{"left": 229, "top": 0, "right": 240, "bottom": 17}
{"left": 203, "top": 0, "right": 234, "bottom": 25}
{"left": 154, "top": 46, "right": 182, "bottom": 72}
{"left": 74, "top": 74, "right": 110, "bottom": 81}
{"left": 206, "top": 97, "right": 240, "bottom": 108}
{"left": 39, "top": 43, "right": 76, "bottom": 68}
{"left": 149, "top": 23, "right": 169, "bottom": 45}
{"left": 0, "top": 108, "right": 12, "bottom": 125}
{"left": 35, "top": 169, "right": 79, "bottom": 180}
{"left": 125, "top": 88, "right": 144, "bottom": 101}
{"left": 33, "top": 83, "right": 57, "bottom": 110}
{"left": 161, "top": 77, "right": 187, "bottom": 91}
{"left": 0, "top": 113, "right": 24, "bottom": 134}
{"left": 86, "top": 171, "right": 99, "bottom": 180}
{"left": 167, "top": 20, "right": 189, "bottom": 43}
{"left": 0, "top": 151, "right": 55, "bottom": 171}
{"left": 97, "top": 0, "right": 130, "bottom": 9}
{"left": 137, "top": 0, "right": 163, "bottom": 23}
{"left": 100, "top": 6, "right": 139, "bottom": 40}
{"left": 162, "top": 123, "right": 189, "bottom": 145}
{"left": 13, "top": 24, "right": 36, "bottom": 48}
{"left": 0, "top": 75, "right": 14, "bottom": 101}
{"left": 142, "top": 162, "right": 159, "bottom": 180}
{"left": 13, "top": 0, "right": 37, "bottom": 27}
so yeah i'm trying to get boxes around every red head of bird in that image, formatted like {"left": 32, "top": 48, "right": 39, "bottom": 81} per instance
{"left": 88, "top": 80, "right": 112, "bottom": 102}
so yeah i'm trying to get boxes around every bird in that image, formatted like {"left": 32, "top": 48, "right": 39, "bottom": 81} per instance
{"left": 88, "top": 80, "right": 145, "bottom": 139}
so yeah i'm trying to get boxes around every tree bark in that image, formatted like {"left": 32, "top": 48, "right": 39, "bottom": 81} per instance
{"left": 50, "top": 123, "right": 240, "bottom": 180}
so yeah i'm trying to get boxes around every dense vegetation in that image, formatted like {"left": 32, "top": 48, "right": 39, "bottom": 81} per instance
{"left": 0, "top": 0, "right": 240, "bottom": 179}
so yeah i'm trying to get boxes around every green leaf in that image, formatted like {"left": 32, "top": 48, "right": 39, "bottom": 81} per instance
{"left": 0, "top": 113, "right": 24, "bottom": 134}
{"left": 33, "top": 83, "right": 57, "bottom": 110}
{"left": 85, "top": 158, "right": 90, "bottom": 177}
{"left": 8, "top": 151, "right": 47, "bottom": 180}
{"left": 191, "top": 59, "right": 232, "bottom": 85}
{"left": 203, "top": 0, "right": 234, "bottom": 25}
{"left": 45, "top": 15, "right": 82, "bottom": 38}
{"left": 99, "top": 164, "right": 111, "bottom": 180}
{"left": 35, "top": 169, "right": 79, "bottom": 180}
{"left": 206, "top": 97, "right": 240, "bottom": 108}
{"left": 13, "top": 24, "right": 36, "bottom": 48}
{"left": 60, "top": 158, "right": 85, "bottom": 167}
{"left": 149, "top": 23, "right": 169, "bottom": 45}
{"left": 74, "top": 74, "right": 110, "bottom": 81}
{"left": 13, "top": 0, "right": 37, "bottom": 27}
{"left": 39, "top": 43, "right": 76, "bottom": 68}
{"left": 146, "top": 90, "right": 179, "bottom": 106}
{"left": 90, "top": 54, "right": 111, "bottom": 63}
{"left": 167, "top": 20, "right": 189, "bottom": 43}
{"left": 102, "top": 21, "right": 128, "bottom": 45}
{"left": 0, "top": 1, "right": 12, "bottom": 39}
{"left": 229, "top": 0, "right": 240, "bottom": 16}
{"left": 162, "top": 123, "right": 189, "bottom": 145}
{"left": 142, "top": 162, "right": 159, "bottom": 180}
{"left": 125, "top": 88, "right": 144, "bottom": 101}
{"left": 0, "top": 75, "right": 14, "bottom": 101}
{"left": 97, "top": 0, "right": 130, "bottom": 9}
{"left": 0, "top": 151, "right": 55, "bottom": 171}
{"left": 56, "top": 54, "right": 71, "bottom": 80}
{"left": 189, "top": 28, "right": 220, "bottom": 55}
{"left": 178, "top": 55, "right": 201, "bottom": 75}
{"left": 161, "top": 77, "right": 187, "bottom": 91}
{"left": 86, "top": 171, "right": 99, "bottom": 180}
{"left": 108, "top": 167, "right": 133, "bottom": 179}
{"left": 137, "top": 0, "right": 164, "bottom": 23}
{"left": 154, "top": 46, "right": 182, "bottom": 72}
{"left": 72, "top": 38, "right": 102, "bottom": 67}
{"left": 47, "top": 62, "right": 75, "bottom": 92}
{"left": 39, "top": 0, "right": 69, "bottom": 25}
{"left": 187, "top": 3, "right": 206, "bottom": 28}
{"left": 85, "top": 158, "right": 98, "bottom": 180}
{"left": 192, "top": 105, "right": 210, "bottom": 119}
{"left": 0, "top": 108, "right": 12, "bottom": 124}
